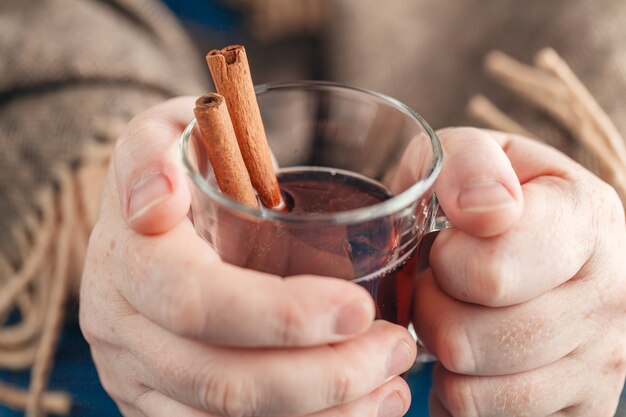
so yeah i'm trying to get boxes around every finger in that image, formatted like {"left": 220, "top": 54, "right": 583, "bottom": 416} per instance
{"left": 431, "top": 360, "right": 573, "bottom": 417}
{"left": 485, "top": 129, "right": 586, "bottom": 184}
{"left": 90, "top": 332, "right": 216, "bottom": 417}
{"left": 126, "top": 317, "right": 416, "bottom": 416}
{"left": 430, "top": 130, "right": 607, "bottom": 306}
{"left": 305, "top": 377, "right": 411, "bottom": 417}
{"left": 114, "top": 96, "right": 195, "bottom": 235}
{"left": 413, "top": 269, "right": 591, "bottom": 375}
{"left": 431, "top": 356, "right": 620, "bottom": 417}
{"left": 90, "top": 351, "right": 151, "bottom": 417}
{"left": 556, "top": 402, "right": 625, "bottom": 417}
{"left": 435, "top": 128, "right": 523, "bottom": 238}
{"left": 117, "top": 219, "right": 376, "bottom": 346}
{"left": 430, "top": 331, "right": 626, "bottom": 417}
{"left": 136, "top": 378, "right": 411, "bottom": 417}
{"left": 135, "top": 390, "right": 215, "bottom": 417}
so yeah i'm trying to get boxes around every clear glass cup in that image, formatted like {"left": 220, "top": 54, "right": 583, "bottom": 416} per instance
{"left": 180, "top": 81, "right": 450, "bottom": 342}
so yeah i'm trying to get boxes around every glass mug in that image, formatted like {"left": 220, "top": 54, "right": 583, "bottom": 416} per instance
{"left": 180, "top": 81, "right": 451, "bottom": 360}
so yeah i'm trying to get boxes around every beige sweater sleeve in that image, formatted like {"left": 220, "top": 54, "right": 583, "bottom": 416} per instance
{"left": 326, "top": 0, "right": 626, "bottom": 156}
{"left": 0, "top": 0, "right": 207, "bottom": 414}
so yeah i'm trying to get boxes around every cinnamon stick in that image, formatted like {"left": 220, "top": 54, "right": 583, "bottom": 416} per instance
{"left": 206, "top": 45, "right": 283, "bottom": 209}
{"left": 194, "top": 94, "right": 259, "bottom": 208}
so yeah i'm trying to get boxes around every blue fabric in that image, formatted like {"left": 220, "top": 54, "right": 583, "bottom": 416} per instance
{"left": 161, "top": 0, "right": 242, "bottom": 32}
{"left": 405, "top": 364, "right": 433, "bottom": 417}
{"left": 0, "top": 322, "right": 120, "bottom": 417}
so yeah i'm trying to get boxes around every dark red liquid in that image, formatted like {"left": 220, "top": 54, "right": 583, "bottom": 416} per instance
{"left": 277, "top": 168, "right": 416, "bottom": 325}
{"left": 279, "top": 169, "right": 392, "bottom": 214}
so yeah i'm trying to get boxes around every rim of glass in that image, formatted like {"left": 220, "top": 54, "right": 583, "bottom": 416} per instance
{"left": 179, "top": 80, "right": 443, "bottom": 225}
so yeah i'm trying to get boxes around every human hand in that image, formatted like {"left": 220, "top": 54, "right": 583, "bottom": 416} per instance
{"left": 79, "top": 97, "right": 419, "bottom": 417}
{"left": 417, "top": 128, "right": 626, "bottom": 416}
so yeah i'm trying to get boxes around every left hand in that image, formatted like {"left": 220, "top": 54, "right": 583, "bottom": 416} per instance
{"left": 416, "top": 128, "right": 626, "bottom": 417}
{"left": 81, "top": 97, "right": 417, "bottom": 417}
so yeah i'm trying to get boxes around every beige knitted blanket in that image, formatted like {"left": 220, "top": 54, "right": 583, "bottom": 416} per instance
{"left": 0, "top": 0, "right": 206, "bottom": 414}
{"left": 1, "top": 0, "right": 626, "bottom": 415}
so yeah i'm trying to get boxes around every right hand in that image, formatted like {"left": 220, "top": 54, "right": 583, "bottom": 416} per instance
{"left": 79, "top": 97, "right": 417, "bottom": 417}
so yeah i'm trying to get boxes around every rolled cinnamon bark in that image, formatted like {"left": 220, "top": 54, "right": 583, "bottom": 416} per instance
{"left": 206, "top": 45, "right": 283, "bottom": 209}
{"left": 194, "top": 94, "right": 259, "bottom": 208}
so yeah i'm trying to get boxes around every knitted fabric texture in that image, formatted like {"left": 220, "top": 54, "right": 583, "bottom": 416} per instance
{"left": 0, "top": 0, "right": 206, "bottom": 414}
{"left": 325, "top": 0, "right": 626, "bottom": 167}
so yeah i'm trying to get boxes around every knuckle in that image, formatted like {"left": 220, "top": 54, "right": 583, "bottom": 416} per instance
{"left": 436, "top": 323, "right": 478, "bottom": 375}
{"left": 78, "top": 305, "right": 105, "bottom": 346}
{"left": 150, "top": 343, "right": 191, "bottom": 387}
{"left": 220, "top": 378, "right": 259, "bottom": 417}
{"left": 114, "top": 115, "right": 176, "bottom": 156}
{"left": 605, "top": 339, "right": 626, "bottom": 377}
{"left": 133, "top": 387, "right": 154, "bottom": 414}
{"left": 328, "top": 365, "right": 358, "bottom": 405}
{"left": 193, "top": 366, "right": 221, "bottom": 412}
{"left": 194, "top": 368, "right": 260, "bottom": 417}
{"left": 122, "top": 233, "right": 207, "bottom": 337}
{"left": 275, "top": 296, "right": 307, "bottom": 346}
{"left": 493, "top": 381, "right": 537, "bottom": 415}
{"left": 492, "top": 316, "right": 548, "bottom": 368}
{"left": 466, "top": 246, "right": 510, "bottom": 307}
{"left": 597, "top": 182, "right": 624, "bottom": 228}
{"left": 439, "top": 375, "right": 481, "bottom": 417}
{"left": 91, "top": 354, "right": 128, "bottom": 403}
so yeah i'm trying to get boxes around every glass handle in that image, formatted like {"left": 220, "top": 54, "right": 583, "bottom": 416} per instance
{"left": 412, "top": 194, "right": 454, "bottom": 364}
{"left": 426, "top": 193, "right": 453, "bottom": 234}
{"left": 407, "top": 323, "right": 439, "bottom": 364}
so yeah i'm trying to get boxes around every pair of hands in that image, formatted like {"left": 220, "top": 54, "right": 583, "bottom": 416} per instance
{"left": 80, "top": 97, "right": 626, "bottom": 417}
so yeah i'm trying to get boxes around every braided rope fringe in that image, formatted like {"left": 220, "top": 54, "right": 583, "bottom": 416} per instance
{"left": 0, "top": 143, "right": 112, "bottom": 416}
{"left": 468, "top": 48, "right": 626, "bottom": 207}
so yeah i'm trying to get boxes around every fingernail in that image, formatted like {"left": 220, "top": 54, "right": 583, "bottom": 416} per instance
{"left": 378, "top": 391, "right": 405, "bottom": 417}
{"left": 458, "top": 180, "right": 515, "bottom": 212}
{"left": 128, "top": 173, "right": 172, "bottom": 222}
{"left": 334, "top": 299, "right": 372, "bottom": 335}
{"left": 387, "top": 340, "right": 414, "bottom": 377}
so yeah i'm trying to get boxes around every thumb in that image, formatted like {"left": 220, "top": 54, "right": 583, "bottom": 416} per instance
{"left": 435, "top": 127, "right": 523, "bottom": 237}
{"left": 114, "top": 97, "right": 195, "bottom": 235}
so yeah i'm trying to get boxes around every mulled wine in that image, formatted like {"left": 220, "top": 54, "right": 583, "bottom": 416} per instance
{"left": 276, "top": 167, "right": 416, "bottom": 326}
